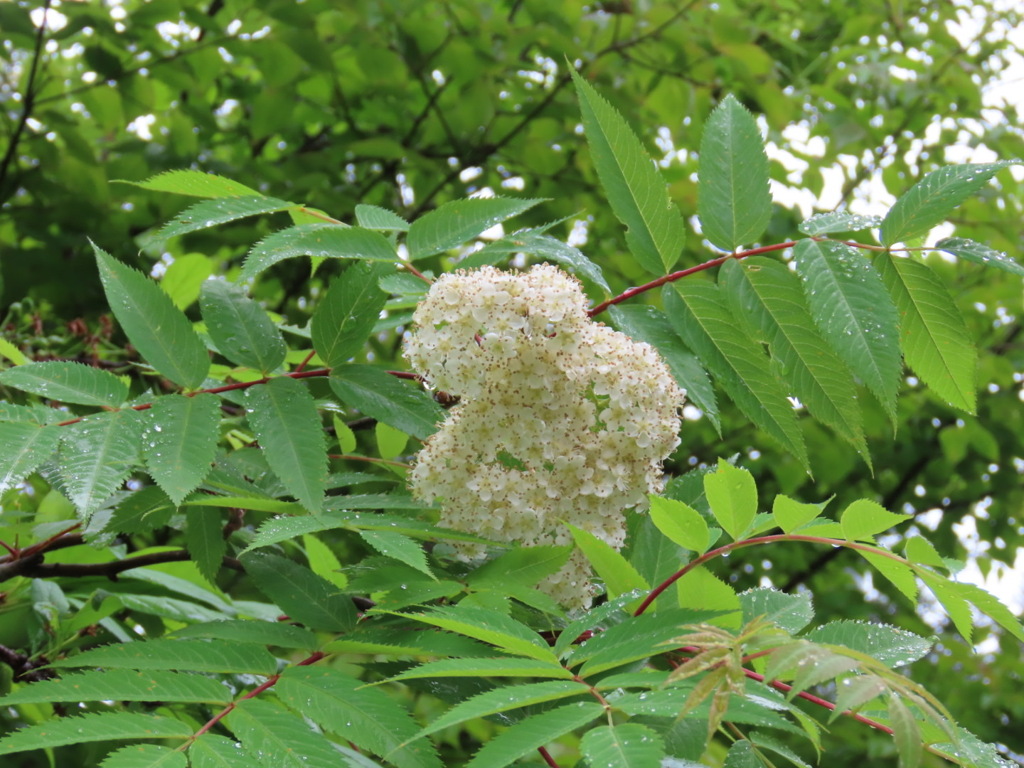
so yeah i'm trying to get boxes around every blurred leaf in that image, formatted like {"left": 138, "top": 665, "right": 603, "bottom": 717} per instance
{"left": 117, "top": 170, "right": 259, "bottom": 198}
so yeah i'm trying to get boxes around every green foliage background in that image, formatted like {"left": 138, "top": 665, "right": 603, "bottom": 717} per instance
{"left": 2, "top": 1, "right": 1024, "bottom": 766}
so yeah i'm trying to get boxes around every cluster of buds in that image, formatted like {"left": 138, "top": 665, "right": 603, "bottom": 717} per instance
{"left": 405, "top": 264, "right": 684, "bottom": 609}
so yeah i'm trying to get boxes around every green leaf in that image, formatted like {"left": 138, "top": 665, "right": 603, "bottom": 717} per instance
{"left": 568, "top": 523, "right": 649, "bottom": 600}
{"left": 609, "top": 304, "right": 720, "bottom": 432}
{"left": 0, "top": 361, "right": 128, "bottom": 406}
{"left": 464, "top": 701, "right": 604, "bottom": 768}
{"left": 860, "top": 550, "right": 919, "bottom": 603}
{"left": 697, "top": 94, "right": 772, "bottom": 251}
{"left": 406, "top": 197, "right": 543, "bottom": 260}
{"left": 580, "top": 723, "right": 666, "bottom": 767}
{"left": 468, "top": 546, "right": 573, "bottom": 587}
{"left": 570, "top": 68, "right": 686, "bottom": 273}
{"left": 876, "top": 254, "right": 976, "bottom": 413}
{"left": 888, "top": 694, "right": 923, "bottom": 768}
{"left": 143, "top": 393, "right": 220, "bottom": 505}
{"left": 665, "top": 283, "right": 807, "bottom": 467}
{"left": 172, "top": 620, "right": 318, "bottom": 650}
{"left": 225, "top": 699, "right": 367, "bottom": 768}
{"left": 832, "top": 675, "right": 889, "bottom": 721}
{"left": 107, "top": 486, "right": 176, "bottom": 533}
{"left": 200, "top": 280, "right": 287, "bottom": 373}
{"left": 0, "top": 421, "right": 61, "bottom": 494}
{"left": 0, "top": 336, "right": 28, "bottom": 365}
{"left": 739, "top": 587, "right": 814, "bottom": 633}
{"left": 724, "top": 740, "right": 761, "bottom": 768}
{"left": 704, "top": 459, "right": 757, "bottom": 540}
{"left": 355, "top": 203, "right": 410, "bottom": 231}
{"left": 242, "top": 224, "right": 398, "bottom": 280}
{"left": 675, "top": 566, "right": 742, "bottom": 629}
{"left": 241, "top": 551, "right": 357, "bottom": 632}
{"left": 117, "top": 170, "right": 259, "bottom": 198}
{"left": 0, "top": 669, "right": 231, "bottom": 705}
{"left": 946, "top": 579, "right": 1024, "bottom": 643}
{"left": 904, "top": 536, "right": 947, "bottom": 569}
{"left": 242, "top": 511, "right": 354, "bottom": 551}
{"left": 880, "top": 162, "right": 1019, "bottom": 246}
{"left": 161, "top": 252, "right": 213, "bottom": 310}
{"left": 100, "top": 744, "right": 187, "bottom": 768}
{"left": 330, "top": 364, "right": 444, "bottom": 440}
{"left": 569, "top": 608, "right": 728, "bottom": 675}
{"left": 334, "top": 415, "right": 358, "bottom": 453}
{"left": 375, "top": 422, "right": 409, "bottom": 458}
{"left": 0, "top": 713, "right": 191, "bottom": 756}
{"left": 190, "top": 735, "right": 256, "bottom": 768}
{"left": 722, "top": 257, "right": 867, "bottom": 457}
{"left": 390, "top": 657, "right": 573, "bottom": 681}
{"left": 59, "top": 410, "right": 142, "bottom": 516}
{"left": 468, "top": 229, "right": 612, "bottom": 295}
{"left": 245, "top": 376, "right": 327, "bottom": 513}
{"left": 186, "top": 506, "right": 227, "bottom": 584}
{"left": 277, "top": 667, "right": 442, "bottom": 768}
{"left": 359, "top": 530, "right": 433, "bottom": 578}
{"left": 841, "top": 499, "right": 910, "bottom": 541}
{"left": 417, "top": 680, "right": 590, "bottom": 739}
{"left": 793, "top": 239, "right": 901, "bottom": 420}
{"left": 772, "top": 494, "right": 827, "bottom": 533}
{"left": 393, "top": 604, "right": 557, "bottom": 662}
{"left": 648, "top": 495, "right": 710, "bottom": 553}
{"left": 935, "top": 237, "right": 1024, "bottom": 276}
{"left": 93, "top": 243, "right": 210, "bottom": 389}
{"left": 805, "top": 620, "right": 932, "bottom": 667}
{"left": 50, "top": 638, "right": 277, "bottom": 674}
{"left": 159, "top": 196, "right": 296, "bottom": 240}
{"left": 799, "top": 212, "right": 882, "bottom": 236}
{"left": 311, "top": 262, "right": 391, "bottom": 368}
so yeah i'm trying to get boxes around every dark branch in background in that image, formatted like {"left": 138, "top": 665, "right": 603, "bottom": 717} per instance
{"left": 0, "top": 0, "right": 51, "bottom": 205}
{"left": 0, "top": 547, "right": 243, "bottom": 584}
{"left": 0, "top": 644, "right": 55, "bottom": 683}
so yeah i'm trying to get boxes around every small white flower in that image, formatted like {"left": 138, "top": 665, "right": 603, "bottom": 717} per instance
{"left": 405, "top": 264, "right": 685, "bottom": 609}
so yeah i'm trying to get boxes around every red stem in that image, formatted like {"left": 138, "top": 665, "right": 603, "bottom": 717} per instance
{"left": 633, "top": 534, "right": 901, "bottom": 616}
{"left": 587, "top": 241, "right": 798, "bottom": 318}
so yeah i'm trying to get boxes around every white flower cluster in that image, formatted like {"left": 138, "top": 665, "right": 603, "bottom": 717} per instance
{"left": 405, "top": 264, "right": 685, "bottom": 609}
